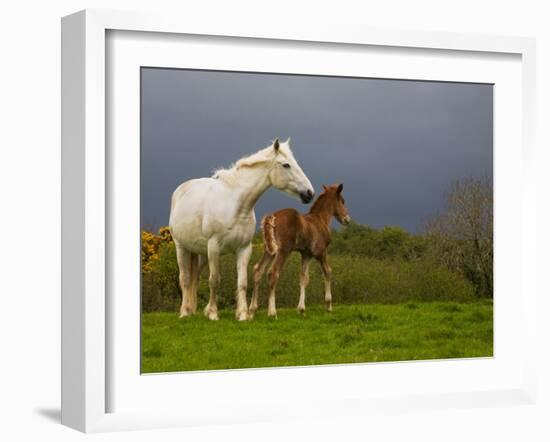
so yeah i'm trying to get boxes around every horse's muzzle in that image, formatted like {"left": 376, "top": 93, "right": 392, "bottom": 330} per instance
{"left": 299, "top": 189, "right": 314, "bottom": 204}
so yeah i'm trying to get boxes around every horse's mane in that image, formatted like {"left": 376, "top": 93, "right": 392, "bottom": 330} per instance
{"left": 212, "top": 141, "right": 293, "bottom": 185}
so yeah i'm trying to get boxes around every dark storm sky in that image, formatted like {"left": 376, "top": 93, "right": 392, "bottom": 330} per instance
{"left": 141, "top": 68, "right": 493, "bottom": 233}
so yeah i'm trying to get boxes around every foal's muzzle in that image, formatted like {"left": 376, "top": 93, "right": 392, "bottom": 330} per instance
{"left": 299, "top": 189, "right": 314, "bottom": 204}
{"left": 339, "top": 215, "right": 351, "bottom": 226}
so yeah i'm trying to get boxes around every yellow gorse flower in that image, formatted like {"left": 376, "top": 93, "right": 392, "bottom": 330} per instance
{"left": 141, "top": 227, "right": 173, "bottom": 273}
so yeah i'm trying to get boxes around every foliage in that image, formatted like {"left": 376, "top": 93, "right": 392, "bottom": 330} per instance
{"left": 141, "top": 177, "right": 494, "bottom": 311}
{"left": 142, "top": 241, "right": 181, "bottom": 312}
{"left": 141, "top": 301, "right": 493, "bottom": 372}
{"left": 425, "top": 177, "right": 493, "bottom": 297}
{"left": 141, "top": 226, "right": 173, "bottom": 273}
{"left": 141, "top": 231, "right": 476, "bottom": 312}
{"left": 329, "top": 222, "right": 428, "bottom": 260}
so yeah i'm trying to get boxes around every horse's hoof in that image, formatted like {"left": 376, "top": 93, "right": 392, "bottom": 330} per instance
{"left": 179, "top": 308, "right": 192, "bottom": 318}
{"left": 297, "top": 307, "right": 305, "bottom": 315}
{"left": 236, "top": 311, "right": 248, "bottom": 321}
{"left": 204, "top": 307, "right": 219, "bottom": 321}
{"left": 208, "top": 313, "right": 219, "bottom": 321}
{"left": 325, "top": 303, "right": 333, "bottom": 312}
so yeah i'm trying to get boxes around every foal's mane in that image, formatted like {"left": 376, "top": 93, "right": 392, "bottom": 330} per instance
{"left": 309, "top": 189, "right": 335, "bottom": 215}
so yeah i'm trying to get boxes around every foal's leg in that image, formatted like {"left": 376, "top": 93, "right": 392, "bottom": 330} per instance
{"left": 297, "top": 254, "right": 311, "bottom": 315}
{"left": 318, "top": 254, "right": 333, "bottom": 312}
{"left": 235, "top": 243, "right": 253, "bottom": 321}
{"left": 175, "top": 243, "right": 193, "bottom": 318}
{"left": 249, "top": 251, "right": 274, "bottom": 319}
{"left": 204, "top": 239, "right": 221, "bottom": 321}
{"left": 267, "top": 251, "right": 289, "bottom": 318}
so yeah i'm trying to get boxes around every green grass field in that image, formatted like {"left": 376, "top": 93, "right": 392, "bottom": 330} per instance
{"left": 141, "top": 301, "right": 493, "bottom": 373}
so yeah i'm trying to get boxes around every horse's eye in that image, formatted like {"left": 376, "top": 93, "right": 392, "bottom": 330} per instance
{"left": 282, "top": 163, "right": 291, "bottom": 169}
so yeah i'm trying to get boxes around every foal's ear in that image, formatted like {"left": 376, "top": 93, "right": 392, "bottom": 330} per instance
{"left": 273, "top": 138, "right": 280, "bottom": 152}
{"left": 322, "top": 184, "right": 329, "bottom": 192}
{"left": 337, "top": 183, "right": 344, "bottom": 194}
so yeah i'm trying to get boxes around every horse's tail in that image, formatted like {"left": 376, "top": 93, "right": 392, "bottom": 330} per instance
{"left": 261, "top": 214, "right": 279, "bottom": 256}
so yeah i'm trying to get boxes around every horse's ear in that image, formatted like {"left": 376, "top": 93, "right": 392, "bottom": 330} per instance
{"left": 337, "top": 183, "right": 344, "bottom": 194}
{"left": 322, "top": 184, "right": 329, "bottom": 192}
{"left": 273, "top": 138, "right": 280, "bottom": 152}
{"left": 285, "top": 137, "right": 291, "bottom": 145}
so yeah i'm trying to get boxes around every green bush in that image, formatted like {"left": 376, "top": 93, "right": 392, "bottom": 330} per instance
{"left": 141, "top": 242, "right": 180, "bottom": 312}
{"left": 329, "top": 222, "right": 428, "bottom": 261}
{"left": 142, "top": 241, "right": 476, "bottom": 313}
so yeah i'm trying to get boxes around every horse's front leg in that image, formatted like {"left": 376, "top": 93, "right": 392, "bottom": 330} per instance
{"left": 204, "top": 239, "right": 220, "bottom": 321}
{"left": 235, "top": 243, "right": 252, "bottom": 321}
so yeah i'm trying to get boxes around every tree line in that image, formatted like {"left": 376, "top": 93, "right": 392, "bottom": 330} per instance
{"left": 141, "top": 177, "right": 493, "bottom": 311}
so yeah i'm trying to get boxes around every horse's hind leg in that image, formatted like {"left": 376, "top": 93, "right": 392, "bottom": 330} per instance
{"left": 188, "top": 253, "right": 204, "bottom": 314}
{"left": 175, "top": 243, "right": 194, "bottom": 317}
{"left": 249, "top": 251, "right": 274, "bottom": 319}
{"left": 267, "top": 251, "right": 289, "bottom": 318}
{"left": 297, "top": 254, "right": 311, "bottom": 315}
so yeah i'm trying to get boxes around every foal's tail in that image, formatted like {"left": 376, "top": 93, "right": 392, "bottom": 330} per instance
{"left": 261, "top": 214, "right": 279, "bottom": 255}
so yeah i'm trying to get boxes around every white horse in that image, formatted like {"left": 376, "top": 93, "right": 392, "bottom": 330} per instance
{"left": 169, "top": 138, "right": 315, "bottom": 321}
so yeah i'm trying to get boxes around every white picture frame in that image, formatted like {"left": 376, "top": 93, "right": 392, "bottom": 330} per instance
{"left": 61, "top": 9, "right": 537, "bottom": 433}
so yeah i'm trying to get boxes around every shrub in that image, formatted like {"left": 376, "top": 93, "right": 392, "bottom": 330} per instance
{"left": 141, "top": 227, "right": 173, "bottom": 273}
{"left": 141, "top": 239, "right": 476, "bottom": 312}
{"left": 425, "top": 177, "right": 493, "bottom": 297}
{"left": 329, "top": 222, "right": 428, "bottom": 261}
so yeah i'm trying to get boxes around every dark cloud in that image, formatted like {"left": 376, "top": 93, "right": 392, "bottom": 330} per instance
{"left": 141, "top": 68, "right": 492, "bottom": 233}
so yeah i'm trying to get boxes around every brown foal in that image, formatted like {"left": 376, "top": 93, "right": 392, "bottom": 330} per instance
{"left": 249, "top": 183, "right": 351, "bottom": 318}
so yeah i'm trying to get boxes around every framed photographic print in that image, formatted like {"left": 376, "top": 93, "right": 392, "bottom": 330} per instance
{"left": 61, "top": 9, "right": 537, "bottom": 432}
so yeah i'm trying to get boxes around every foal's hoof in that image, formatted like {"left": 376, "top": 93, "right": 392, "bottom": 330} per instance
{"left": 325, "top": 301, "right": 333, "bottom": 312}
{"left": 297, "top": 307, "right": 305, "bottom": 315}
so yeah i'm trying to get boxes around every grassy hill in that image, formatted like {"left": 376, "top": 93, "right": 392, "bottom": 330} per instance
{"left": 142, "top": 301, "right": 492, "bottom": 373}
